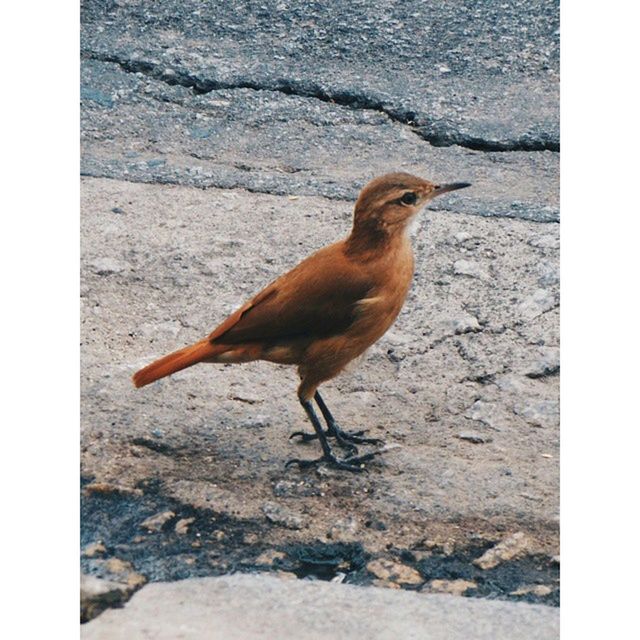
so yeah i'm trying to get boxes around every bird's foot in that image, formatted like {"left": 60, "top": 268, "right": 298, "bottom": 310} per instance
{"left": 289, "top": 430, "right": 358, "bottom": 455}
{"left": 285, "top": 450, "right": 381, "bottom": 474}
{"left": 330, "top": 424, "right": 384, "bottom": 448}
{"left": 289, "top": 424, "right": 383, "bottom": 454}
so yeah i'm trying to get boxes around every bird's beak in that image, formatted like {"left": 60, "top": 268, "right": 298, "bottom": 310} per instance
{"left": 432, "top": 182, "right": 472, "bottom": 197}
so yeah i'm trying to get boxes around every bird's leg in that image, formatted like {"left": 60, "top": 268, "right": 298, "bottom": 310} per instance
{"left": 286, "top": 399, "right": 381, "bottom": 473}
{"left": 289, "top": 392, "right": 384, "bottom": 452}
{"left": 293, "top": 393, "right": 362, "bottom": 454}
{"left": 288, "top": 392, "right": 337, "bottom": 446}
{"left": 314, "top": 391, "right": 384, "bottom": 447}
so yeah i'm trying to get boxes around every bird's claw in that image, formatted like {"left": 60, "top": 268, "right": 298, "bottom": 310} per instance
{"left": 285, "top": 450, "right": 381, "bottom": 474}
{"left": 289, "top": 425, "right": 384, "bottom": 452}
{"left": 288, "top": 430, "right": 319, "bottom": 443}
{"left": 290, "top": 429, "right": 358, "bottom": 455}
{"left": 332, "top": 428, "right": 384, "bottom": 448}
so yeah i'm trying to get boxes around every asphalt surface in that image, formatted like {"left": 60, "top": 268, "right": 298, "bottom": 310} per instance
{"left": 81, "top": 0, "right": 559, "bottom": 220}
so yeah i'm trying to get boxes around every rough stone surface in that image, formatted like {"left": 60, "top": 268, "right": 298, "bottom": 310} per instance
{"left": 328, "top": 517, "right": 359, "bottom": 541}
{"left": 83, "top": 542, "right": 107, "bottom": 558}
{"left": 453, "top": 259, "right": 491, "bottom": 281}
{"left": 255, "top": 549, "right": 287, "bottom": 566}
{"left": 80, "top": 0, "right": 559, "bottom": 624}
{"left": 140, "top": 510, "right": 175, "bottom": 532}
{"left": 514, "top": 400, "right": 560, "bottom": 429}
{"left": 81, "top": 574, "right": 559, "bottom": 639}
{"left": 98, "top": 558, "right": 147, "bottom": 589}
{"left": 424, "top": 579, "right": 478, "bottom": 596}
{"left": 474, "top": 532, "right": 533, "bottom": 570}
{"left": 81, "top": 573, "right": 144, "bottom": 623}
{"left": 511, "top": 585, "right": 554, "bottom": 597}
{"left": 366, "top": 558, "right": 423, "bottom": 585}
{"left": 262, "top": 502, "right": 308, "bottom": 530}
{"left": 456, "top": 432, "right": 492, "bottom": 444}
{"left": 174, "top": 517, "right": 195, "bottom": 535}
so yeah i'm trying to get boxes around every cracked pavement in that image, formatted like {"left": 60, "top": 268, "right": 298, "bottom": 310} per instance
{"left": 80, "top": 0, "right": 560, "bottom": 608}
{"left": 81, "top": 0, "right": 559, "bottom": 220}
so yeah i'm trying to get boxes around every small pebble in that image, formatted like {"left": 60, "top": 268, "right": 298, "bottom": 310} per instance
{"left": 140, "top": 511, "right": 175, "bottom": 532}
{"left": 366, "top": 558, "right": 423, "bottom": 585}
{"left": 456, "top": 432, "right": 491, "bottom": 444}
{"left": 175, "top": 517, "right": 195, "bottom": 535}
{"left": 473, "top": 532, "right": 532, "bottom": 570}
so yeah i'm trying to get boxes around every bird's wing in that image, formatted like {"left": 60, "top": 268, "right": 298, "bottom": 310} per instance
{"left": 208, "top": 243, "right": 374, "bottom": 345}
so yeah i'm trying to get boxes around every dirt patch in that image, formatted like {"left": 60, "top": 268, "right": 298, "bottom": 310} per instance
{"left": 81, "top": 477, "right": 559, "bottom": 621}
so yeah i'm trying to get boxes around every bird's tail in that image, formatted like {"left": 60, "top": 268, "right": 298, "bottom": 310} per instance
{"left": 132, "top": 339, "right": 222, "bottom": 388}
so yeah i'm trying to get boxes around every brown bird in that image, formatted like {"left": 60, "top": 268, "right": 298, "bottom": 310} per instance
{"left": 133, "top": 172, "right": 470, "bottom": 471}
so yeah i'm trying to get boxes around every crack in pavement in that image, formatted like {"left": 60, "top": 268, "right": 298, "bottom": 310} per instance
{"left": 79, "top": 170, "right": 559, "bottom": 226}
{"left": 82, "top": 51, "right": 559, "bottom": 153}
{"left": 427, "top": 204, "right": 559, "bottom": 225}
{"left": 79, "top": 168, "right": 354, "bottom": 200}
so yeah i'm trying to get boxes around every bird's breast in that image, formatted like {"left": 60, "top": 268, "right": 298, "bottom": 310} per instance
{"left": 353, "top": 246, "right": 414, "bottom": 338}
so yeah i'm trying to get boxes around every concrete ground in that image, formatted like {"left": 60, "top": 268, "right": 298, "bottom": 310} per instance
{"left": 82, "top": 574, "right": 559, "bottom": 640}
{"left": 82, "top": 177, "right": 558, "bottom": 544}
{"left": 81, "top": 0, "right": 559, "bottom": 632}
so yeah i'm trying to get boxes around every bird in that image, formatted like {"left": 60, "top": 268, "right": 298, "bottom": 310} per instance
{"left": 132, "top": 172, "right": 470, "bottom": 472}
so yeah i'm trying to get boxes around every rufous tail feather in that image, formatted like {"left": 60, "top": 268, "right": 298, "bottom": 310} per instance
{"left": 132, "top": 340, "right": 220, "bottom": 388}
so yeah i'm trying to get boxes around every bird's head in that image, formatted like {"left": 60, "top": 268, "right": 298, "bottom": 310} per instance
{"left": 352, "top": 172, "right": 471, "bottom": 232}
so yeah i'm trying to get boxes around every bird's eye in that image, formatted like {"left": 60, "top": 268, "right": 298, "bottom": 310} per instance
{"left": 400, "top": 192, "right": 418, "bottom": 205}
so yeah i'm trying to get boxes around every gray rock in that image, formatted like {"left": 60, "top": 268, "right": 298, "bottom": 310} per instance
{"left": 453, "top": 259, "right": 490, "bottom": 281}
{"left": 262, "top": 502, "right": 308, "bottom": 530}
{"left": 456, "top": 432, "right": 492, "bottom": 444}
{"left": 514, "top": 401, "right": 559, "bottom": 428}
{"left": 447, "top": 313, "right": 482, "bottom": 335}
{"left": 536, "top": 262, "right": 559, "bottom": 287}
{"left": 89, "top": 257, "right": 127, "bottom": 275}
{"left": 494, "top": 374, "right": 530, "bottom": 394}
{"left": 81, "top": 574, "right": 132, "bottom": 623}
{"left": 522, "top": 347, "right": 560, "bottom": 378}
{"left": 528, "top": 235, "right": 559, "bottom": 250}
{"left": 81, "top": 574, "right": 559, "bottom": 639}
{"left": 517, "top": 289, "right": 558, "bottom": 322}
{"left": 138, "top": 321, "right": 182, "bottom": 339}
{"left": 240, "top": 415, "right": 272, "bottom": 429}
{"left": 453, "top": 232, "right": 473, "bottom": 243}
{"left": 464, "top": 400, "right": 501, "bottom": 430}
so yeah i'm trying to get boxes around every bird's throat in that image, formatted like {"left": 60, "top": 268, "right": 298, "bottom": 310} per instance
{"left": 345, "top": 218, "right": 412, "bottom": 260}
